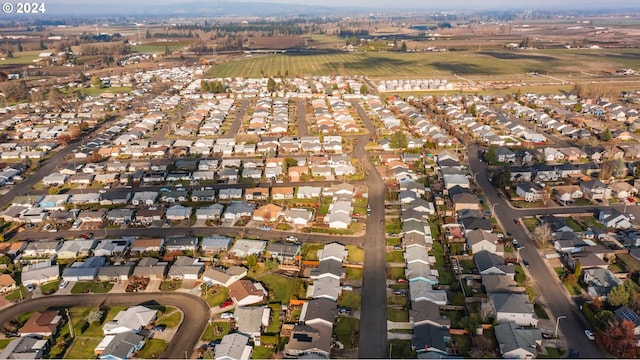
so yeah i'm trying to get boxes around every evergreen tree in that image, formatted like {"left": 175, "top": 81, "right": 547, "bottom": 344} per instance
{"left": 267, "top": 77, "right": 277, "bottom": 92}
{"left": 483, "top": 146, "right": 498, "bottom": 165}
{"left": 600, "top": 128, "right": 613, "bottom": 141}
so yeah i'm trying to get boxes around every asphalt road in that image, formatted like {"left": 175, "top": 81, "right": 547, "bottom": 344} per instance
{"left": 0, "top": 293, "right": 209, "bottom": 359}
{"left": 295, "top": 99, "right": 309, "bottom": 137}
{"left": 221, "top": 98, "right": 248, "bottom": 138}
{"left": 353, "top": 101, "right": 387, "bottom": 358}
{"left": 467, "top": 144, "right": 607, "bottom": 358}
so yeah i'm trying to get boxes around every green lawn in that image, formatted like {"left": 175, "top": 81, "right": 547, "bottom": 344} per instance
{"left": 534, "top": 303, "right": 550, "bottom": 320}
{"left": 257, "top": 274, "right": 294, "bottom": 304}
{"left": 386, "top": 237, "right": 401, "bottom": 246}
{"left": 387, "top": 267, "right": 405, "bottom": 280}
{"left": 539, "top": 347, "right": 565, "bottom": 359}
{"left": 387, "top": 308, "right": 409, "bottom": 322}
{"left": 301, "top": 243, "right": 323, "bottom": 261}
{"left": 156, "top": 308, "right": 182, "bottom": 328}
{"left": 459, "top": 259, "right": 476, "bottom": 273}
{"left": 40, "top": 280, "right": 60, "bottom": 295}
{"left": 338, "top": 292, "right": 361, "bottom": 310}
{"left": 206, "top": 287, "right": 229, "bottom": 307}
{"left": 388, "top": 294, "right": 408, "bottom": 307}
{"left": 266, "top": 306, "right": 282, "bottom": 334}
{"left": 346, "top": 267, "right": 363, "bottom": 280}
{"left": 70, "top": 281, "right": 113, "bottom": 294}
{"left": 0, "top": 50, "right": 41, "bottom": 65}
{"left": 386, "top": 251, "right": 404, "bottom": 263}
{"left": 5, "top": 287, "right": 27, "bottom": 302}
{"left": 346, "top": 245, "right": 364, "bottom": 263}
{"left": 0, "top": 339, "right": 10, "bottom": 349}
{"left": 564, "top": 217, "right": 585, "bottom": 232}
{"left": 252, "top": 346, "right": 274, "bottom": 359}
{"left": 201, "top": 322, "right": 230, "bottom": 341}
{"left": 388, "top": 340, "right": 415, "bottom": 359}
{"left": 64, "top": 336, "right": 103, "bottom": 359}
{"left": 432, "top": 242, "right": 445, "bottom": 267}
{"left": 521, "top": 217, "right": 540, "bottom": 233}
{"left": 333, "top": 316, "right": 360, "bottom": 349}
{"left": 138, "top": 339, "right": 167, "bottom": 359}
{"left": 618, "top": 253, "right": 640, "bottom": 273}
{"left": 583, "top": 215, "right": 606, "bottom": 230}
{"left": 159, "top": 280, "right": 182, "bottom": 291}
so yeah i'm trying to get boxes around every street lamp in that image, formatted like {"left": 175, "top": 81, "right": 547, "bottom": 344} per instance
{"left": 516, "top": 246, "right": 525, "bottom": 263}
{"left": 491, "top": 202, "right": 499, "bottom": 214}
{"left": 554, "top": 315, "right": 567, "bottom": 338}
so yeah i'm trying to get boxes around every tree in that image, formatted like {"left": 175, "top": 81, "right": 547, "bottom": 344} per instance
{"left": 598, "top": 319, "right": 640, "bottom": 358}
{"left": 608, "top": 283, "right": 631, "bottom": 307}
{"left": 400, "top": 41, "right": 407, "bottom": 52}
{"left": 283, "top": 157, "right": 297, "bottom": 170}
{"left": 246, "top": 254, "right": 257, "bottom": 268}
{"left": 390, "top": 131, "right": 408, "bottom": 149}
{"left": 595, "top": 310, "right": 615, "bottom": 329}
{"left": 48, "top": 186, "right": 61, "bottom": 195}
{"left": 57, "top": 134, "right": 71, "bottom": 147}
{"left": 498, "top": 164, "right": 512, "bottom": 188}
{"left": 91, "top": 76, "right": 103, "bottom": 88}
{"left": 85, "top": 309, "right": 104, "bottom": 323}
{"left": 573, "top": 260, "right": 582, "bottom": 279}
{"left": 483, "top": 146, "right": 498, "bottom": 165}
{"left": 634, "top": 163, "right": 640, "bottom": 179}
{"left": 600, "top": 128, "right": 613, "bottom": 141}
{"left": 267, "top": 77, "right": 277, "bottom": 93}
{"left": 49, "top": 337, "right": 66, "bottom": 358}
{"left": 360, "top": 84, "right": 368, "bottom": 95}
{"left": 612, "top": 158, "right": 627, "bottom": 179}
{"left": 17, "top": 42, "right": 22, "bottom": 52}
{"left": 532, "top": 223, "right": 552, "bottom": 244}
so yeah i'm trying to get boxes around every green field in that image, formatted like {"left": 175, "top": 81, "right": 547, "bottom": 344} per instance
{"left": 207, "top": 48, "right": 640, "bottom": 78}
{"left": 132, "top": 43, "right": 186, "bottom": 54}
{"left": 0, "top": 50, "right": 41, "bottom": 65}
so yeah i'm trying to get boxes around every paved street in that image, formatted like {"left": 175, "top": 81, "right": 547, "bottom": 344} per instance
{"left": 467, "top": 144, "right": 607, "bottom": 358}
{"left": 353, "top": 101, "right": 387, "bottom": 358}
{"left": 0, "top": 293, "right": 209, "bottom": 359}
{"left": 296, "top": 99, "right": 309, "bottom": 137}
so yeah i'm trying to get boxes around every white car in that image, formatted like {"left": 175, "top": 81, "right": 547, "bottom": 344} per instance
{"left": 343, "top": 285, "right": 353, "bottom": 291}
{"left": 220, "top": 312, "right": 234, "bottom": 319}
{"left": 584, "top": 329, "right": 595, "bottom": 341}
{"left": 59, "top": 280, "right": 69, "bottom": 289}
{"left": 285, "top": 236, "right": 299, "bottom": 243}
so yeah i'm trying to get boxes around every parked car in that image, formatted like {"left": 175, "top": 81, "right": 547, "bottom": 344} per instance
{"left": 397, "top": 278, "right": 408, "bottom": 283}
{"left": 585, "top": 329, "right": 595, "bottom": 341}
{"left": 5, "top": 331, "right": 18, "bottom": 338}
{"left": 219, "top": 299, "right": 233, "bottom": 308}
{"left": 207, "top": 339, "right": 221, "bottom": 348}
{"left": 261, "top": 226, "right": 271, "bottom": 231}
{"left": 59, "top": 280, "right": 69, "bottom": 289}
{"left": 151, "top": 325, "right": 166, "bottom": 332}
{"left": 81, "top": 232, "right": 94, "bottom": 239}
{"left": 25, "top": 284, "right": 35, "bottom": 292}
{"left": 627, "top": 197, "right": 635, "bottom": 203}
{"left": 393, "top": 244, "right": 403, "bottom": 250}
{"left": 338, "top": 307, "right": 352, "bottom": 315}
{"left": 523, "top": 260, "right": 530, "bottom": 268}
{"left": 343, "top": 285, "right": 353, "bottom": 291}
{"left": 285, "top": 236, "right": 298, "bottom": 243}
{"left": 220, "top": 312, "right": 234, "bottom": 319}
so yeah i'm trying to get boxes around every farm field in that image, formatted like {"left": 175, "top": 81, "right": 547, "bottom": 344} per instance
{"left": 207, "top": 48, "right": 640, "bottom": 79}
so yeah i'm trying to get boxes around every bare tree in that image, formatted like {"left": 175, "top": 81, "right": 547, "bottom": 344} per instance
{"left": 532, "top": 223, "right": 552, "bottom": 244}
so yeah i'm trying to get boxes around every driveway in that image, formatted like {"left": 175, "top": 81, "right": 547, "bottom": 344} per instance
{"left": 0, "top": 293, "right": 209, "bottom": 359}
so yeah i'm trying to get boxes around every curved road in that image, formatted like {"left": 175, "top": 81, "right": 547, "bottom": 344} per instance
{"left": 0, "top": 293, "right": 209, "bottom": 359}
{"left": 468, "top": 144, "right": 607, "bottom": 358}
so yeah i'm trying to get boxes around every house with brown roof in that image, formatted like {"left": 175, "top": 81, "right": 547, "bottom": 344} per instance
{"left": 245, "top": 187, "right": 269, "bottom": 202}
{"left": 0, "top": 241, "right": 25, "bottom": 257}
{"left": 19, "top": 310, "right": 62, "bottom": 337}
{"left": 0, "top": 274, "right": 16, "bottom": 293}
{"left": 271, "top": 186, "right": 294, "bottom": 200}
{"left": 229, "top": 280, "right": 267, "bottom": 306}
{"left": 130, "top": 238, "right": 164, "bottom": 254}
{"left": 252, "top": 204, "right": 283, "bottom": 222}
{"left": 288, "top": 166, "right": 308, "bottom": 182}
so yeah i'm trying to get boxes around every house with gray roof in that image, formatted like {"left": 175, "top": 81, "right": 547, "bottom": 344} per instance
{"left": 235, "top": 306, "right": 270, "bottom": 344}
{"left": 229, "top": 239, "right": 267, "bottom": 258}
{"left": 317, "top": 242, "right": 347, "bottom": 262}
{"left": 62, "top": 256, "right": 106, "bottom": 282}
{"left": 266, "top": 242, "right": 301, "bottom": 262}
{"left": 410, "top": 300, "right": 450, "bottom": 328}
{"left": 310, "top": 259, "right": 345, "bottom": 281}
{"left": 311, "top": 277, "right": 342, "bottom": 301}
{"left": 300, "top": 298, "right": 337, "bottom": 328}
{"left": 23, "top": 240, "right": 61, "bottom": 258}
{"left": 583, "top": 268, "right": 621, "bottom": 299}
{"left": 201, "top": 236, "right": 233, "bottom": 254}
{"left": 406, "top": 262, "right": 439, "bottom": 285}
{"left": 102, "top": 305, "right": 157, "bottom": 335}
{"left": 412, "top": 323, "right": 450, "bottom": 356}
{"left": 409, "top": 281, "right": 448, "bottom": 305}
{"left": 97, "top": 264, "right": 134, "bottom": 282}
{"left": 167, "top": 256, "right": 203, "bottom": 280}
{"left": 223, "top": 202, "right": 256, "bottom": 220}
{"left": 214, "top": 333, "right": 252, "bottom": 360}
{"left": 97, "top": 332, "right": 145, "bottom": 360}
{"left": 490, "top": 292, "right": 538, "bottom": 327}
{"left": 106, "top": 208, "right": 135, "bottom": 225}
{"left": 474, "top": 251, "right": 514, "bottom": 276}
{"left": 494, "top": 322, "right": 542, "bottom": 359}
{"left": 196, "top": 204, "right": 224, "bottom": 220}
{"left": 203, "top": 266, "right": 247, "bottom": 287}
{"left": 0, "top": 335, "right": 48, "bottom": 359}
{"left": 467, "top": 230, "right": 502, "bottom": 256}
{"left": 284, "top": 323, "right": 332, "bottom": 359}
{"left": 57, "top": 239, "right": 96, "bottom": 260}
{"left": 132, "top": 257, "right": 167, "bottom": 279}
{"left": 164, "top": 235, "right": 197, "bottom": 252}
{"left": 21, "top": 261, "right": 59, "bottom": 285}
{"left": 93, "top": 238, "right": 131, "bottom": 257}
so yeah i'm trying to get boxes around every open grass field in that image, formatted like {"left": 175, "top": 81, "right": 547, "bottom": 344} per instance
{"left": 207, "top": 48, "right": 640, "bottom": 79}
{"left": 132, "top": 43, "right": 188, "bottom": 54}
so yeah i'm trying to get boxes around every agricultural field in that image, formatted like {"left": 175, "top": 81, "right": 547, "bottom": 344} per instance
{"left": 206, "top": 48, "right": 640, "bottom": 80}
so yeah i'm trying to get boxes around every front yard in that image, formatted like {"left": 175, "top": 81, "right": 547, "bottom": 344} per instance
{"left": 333, "top": 316, "right": 360, "bottom": 349}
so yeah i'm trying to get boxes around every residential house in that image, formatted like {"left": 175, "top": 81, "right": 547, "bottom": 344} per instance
{"left": 266, "top": 242, "right": 301, "bottom": 263}
{"left": 203, "top": 266, "right": 247, "bottom": 287}
{"left": 317, "top": 242, "right": 348, "bottom": 262}
{"left": 283, "top": 208, "right": 313, "bottom": 226}
{"left": 467, "top": 230, "right": 502, "bottom": 255}
{"left": 167, "top": 256, "right": 203, "bottom": 280}
{"left": 200, "top": 236, "right": 233, "bottom": 254}
{"left": 284, "top": 323, "right": 332, "bottom": 359}
{"left": 515, "top": 182, "right": 543, "bottom": 202}
{"left": 599, "top": 209, "right": 631, "bottom": 229}
{"left": 213, "top": 333, "right": 252, "bottom": 360}
{"left": 252, "top": 204, "right": 283, "bottom": 222}
{"left": 234, "top": 306, "right": 270, "bottom": 344}
{"left": 0, "top": 336, "right": 48, "bottom": 359}
{"left": 228, "top": 239, "right": 267, "bottom": 258}
{"left": 228, "top": 280, "right": 267, "bottom": 306}
{"left": 451, "top": 192, "right": 481, "bottom": 211}
{"left": 553, "top": 185, "right": 584, "bottom": 205}
{"left": 409, "top": 300, "right": 451, "bottom": 328}
{"left": 164, "top": 236, "right": 197, "bottom": 252}
{"left": 0, "top": 274, "right": 16, "bottom": 293}
{"left": 96, "top": 332, "right": 145, "bottom": 360}
{"left": 97, "top": 264, "right": 134, "bottom": 282}
{"left": 62, "top": 256, "right": 106, "bottom": 282}
{"left": 409, "top": 281, "right": 448, "bottom": 305}
{"left": 56, "top": 239, "right": 96, "bottom": 260}
{"left": 300, "top": 298, "right": 338, "bottom": 328}
{"left": 474, "top": 251, "right": 514, "bottom": 276}
{"left": 311, "top": 277, "right": 343, "bottom": 301}
{"left": 102, "top": 305, "right": 157, "bottom": 335}
{"left": 19, "top": 310, "right": 62, "bottom": 337}
{"left": 21, "top": 261, "right": 59, "bottom": 286}
{"left": 583, "top": 268, "right": 622, "bottom": 299}
{"left": 132, "top": 257, "right": 167, "bottom": 280}
{"left": 494, "top": 322, "right": 542, "bottom": 359}
{"left": 411, "top": 323, "right": 451, "bottom": 357}
{"left": 93, "top": 239, "right": 130, "bottom": 257}
{"left": 581, "top": 179, "right": 611, "bottom": 201}
{"left": 490, "top": 292, "right": 538, "bottom": 327}
{"left": 23, "top": 240, "right": 60, "bottom": 258}
{"left": 130, "top": 238, "right": 164, "bottom": 254}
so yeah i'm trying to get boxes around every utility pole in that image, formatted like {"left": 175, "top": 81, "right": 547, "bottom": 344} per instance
{"left": 66, "top": 308, "right": 74, "bottom": 338}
